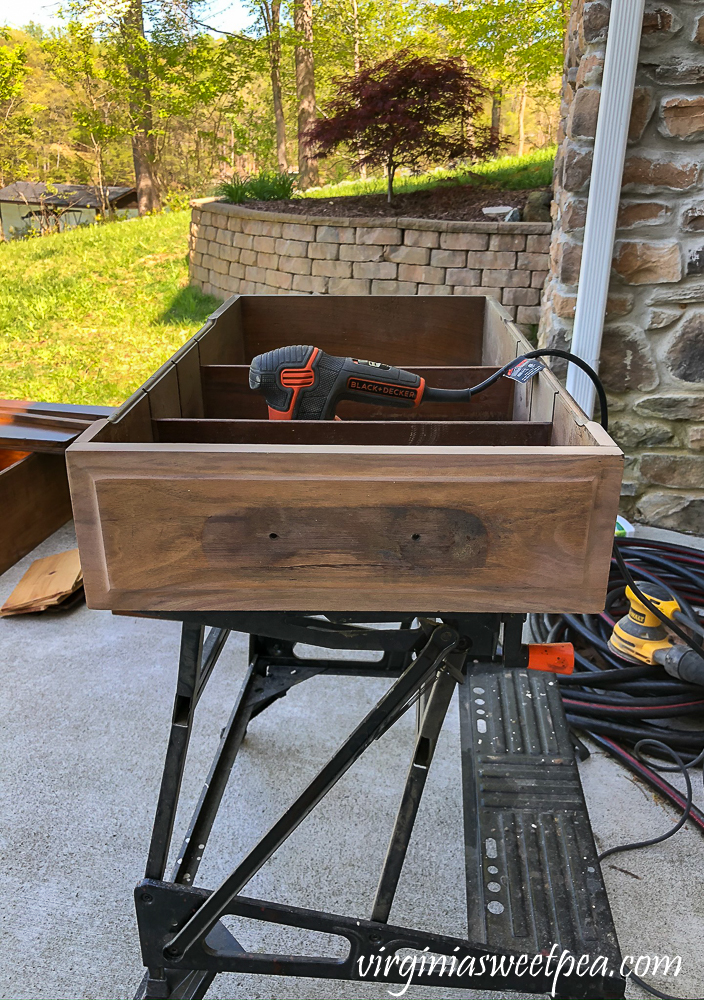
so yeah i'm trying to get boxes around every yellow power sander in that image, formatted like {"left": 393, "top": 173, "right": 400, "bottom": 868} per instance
{"left": 609, "top": 581, "right": 704, "bottom": 685}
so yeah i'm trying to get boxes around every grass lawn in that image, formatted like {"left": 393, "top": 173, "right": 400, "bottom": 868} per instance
{"left": 301, "top": 147, "right": 556, "bottom": 200}
{"left": 0, "top": 148, "right": 554, "bottom": 406}
{"left": 0, "top": 210, "right": 220, "bottom": 406}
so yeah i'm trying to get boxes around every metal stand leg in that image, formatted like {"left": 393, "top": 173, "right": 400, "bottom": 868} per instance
{"left": 138, "top": 630, "right": 323, "bottom": 999}
{"left": 140, "top": 625, "right": 205, "bottom": 998}
{"left": 372, "top": 655, "right": 464, "bottom": 922}
{"left": 161, "top": 623, "right": 459, "bottom": 962}
{"left": 146, "top": 624, "right": 205, "bottom": 882}
{"left": 171, "top": 662, "right": 261, "bottom": 887}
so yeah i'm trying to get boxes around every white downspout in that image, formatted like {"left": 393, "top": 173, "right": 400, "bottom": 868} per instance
{"left": 565, "top": 0, "right": 645, "bottom": 417}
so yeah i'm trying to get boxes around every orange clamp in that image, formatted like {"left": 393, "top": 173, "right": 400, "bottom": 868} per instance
{"left": 527, "top": 642, "right": 574, "bottom": 675}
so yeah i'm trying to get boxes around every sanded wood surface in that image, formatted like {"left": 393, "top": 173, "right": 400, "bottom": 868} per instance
{"left": 0, "top": 452, "right": 72, "bottom": 575}
{"left": 153, "top": 419, "right": 551, "bottom": 447}
{"left": 200, "top": 365, "right": 514, "bottom": 422}
{"left": 0, "top": 400, "right": 113, "bottom": 420}
{"left": 92, "top": 391, "right": 153, "bottom": 444}
{"left": 0, "top": 450, "right": 29, "bottom": 472}
{"left": 0, "top": 410, "right": 91, "bottom": 453}
{"left": 481, "top": 298, "right": 606, "bottom": 446}
{"left": 172, "top": 338, "right": 205, "bottom": 418}
{"left": 0, "top": 421, "right": 78, "bottom": 453}
{"left": 67, "top": 294, "right": 623, "bottom": 614}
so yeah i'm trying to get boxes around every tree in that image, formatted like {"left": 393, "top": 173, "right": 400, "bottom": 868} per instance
{"left": 250, "top": 1, "right": 289, "bottom": 172}
{"left": 306, "top": 52, "right": 499, "bottom": 202}
{"left": 119, "top": 0, "right": 161, "bottom": 213}
{"left": 58, "top": 0, "right": 162, "bottom": 213}
{"left": 437, "top": 1, "right": 565, "bottom": 153}
{"left": 311, "top": 0, "right": 439, "bottom": 79}
{"left": 0, "top": 30, "right": 34, "bottom": 190}
{"left": 310, "top": 0, "right": 444, "bottom": 180}
{"left": 293, "top": 0, "right": 318, "bottom": 188}
{"left": 43, "top": 22, "right": 129, "bottom": 215}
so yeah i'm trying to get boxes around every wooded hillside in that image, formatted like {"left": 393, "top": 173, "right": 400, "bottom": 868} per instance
{"left": 0, "top": 1, "right": 565, "bottom": 210}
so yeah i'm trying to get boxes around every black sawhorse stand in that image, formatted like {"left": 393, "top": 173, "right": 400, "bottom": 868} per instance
{"left": 133, "top": 612, "right": 625, "bottom": 1000}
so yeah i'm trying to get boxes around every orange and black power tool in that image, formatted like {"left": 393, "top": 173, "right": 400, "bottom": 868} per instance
{"left": 248, "top": 343, "right": 609, "bottom": 422}
{"left": 248, "top": 344, "right": 548, "bottom": 420}
{"left": 249, "top": 345, "right": 431, "bottom": 420}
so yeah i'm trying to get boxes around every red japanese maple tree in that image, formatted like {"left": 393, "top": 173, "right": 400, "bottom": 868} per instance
{"left": 305, "top": 53, "right": 500, "bottom": 203}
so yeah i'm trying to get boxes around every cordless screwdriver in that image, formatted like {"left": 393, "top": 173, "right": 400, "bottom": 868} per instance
{"left": 248, "top": 344, "right": 610, "bottom": 426}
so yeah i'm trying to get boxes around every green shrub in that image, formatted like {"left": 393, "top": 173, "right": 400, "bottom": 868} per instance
{"left": 217, "top": 170, "right": 296, "bottom": 203}
{"left": 248, "top": 170, "right": 296, "bottom": 200}
{"left": 162, "top": 189, "right": 200, "bottom": 212}
{"left": 217, "top": 175, "right": 250, "bottom": 204}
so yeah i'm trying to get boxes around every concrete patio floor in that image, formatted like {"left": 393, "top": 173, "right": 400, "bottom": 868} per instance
{"left": 1, "top": 522, "right": 703, "bottom": 1000}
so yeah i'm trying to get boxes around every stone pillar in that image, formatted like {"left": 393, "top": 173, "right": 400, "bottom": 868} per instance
{"left": 540, "top": 0, "right": 704, "bottom": 534}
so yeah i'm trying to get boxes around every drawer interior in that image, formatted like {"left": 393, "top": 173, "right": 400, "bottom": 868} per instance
{"left": 101, "top": 295, "right": 604, "bottom": 449}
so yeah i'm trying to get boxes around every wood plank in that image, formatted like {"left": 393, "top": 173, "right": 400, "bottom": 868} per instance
{"left": 201, "top": 365, "right": 514, "bottom": 421}
{"left": 0, "top": 406, "right": 96, "bottom": 453}
{"left": 0, "top": 400, "right": 114, "bottom": 420}
{"left": 240, "top": 295, "right": 486, "bottom": 365}
{"left": 196, "top": 296, "right": 246, "bottom": 364}
{"left": 99, "top": 390, "right": 154, "bottom": 443}
{"left": 481, "top": 297, "right": 612, "bottom": 447}
{"left": 1, "top": 411, "right": 92, "bottom": 433}
{"left": 68, "top": 444, "right": 623, "bottom": 614}
{"left": 0, "top": 422, "right": 79, "bottom": 453}
{"left": 0, "top": 452, "right": 72, "bottom": 576}
{"left": 482, "top": 297, "right": 533, "bottom": 420}
{"left": 67, "top": 295, "right": 624, "bottom": 616}
{"left": 172, "top": 339, "right": 204, "bottom": 418}
{"left": 0, "top": 450, "right": 29, "bottom": 471}
{"left": 153, "top": 419, "right": 552, "bottom": 447}
{"left": 144, "top": 361, "right": 181, "bottom": 419}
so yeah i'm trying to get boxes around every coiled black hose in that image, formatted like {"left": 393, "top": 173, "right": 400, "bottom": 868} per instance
{"left": 528, "top": 535, "right": 704, "bottom": 813}
{"left": 529, "top": 536, "right": 704, "bottom": 999}
{"left": 528, "top": 536, "right": 704, "bottom": 761}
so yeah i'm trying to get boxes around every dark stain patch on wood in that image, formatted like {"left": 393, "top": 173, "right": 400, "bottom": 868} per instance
{"left": 202, "top": 506, "right": 489, "bottom": 573}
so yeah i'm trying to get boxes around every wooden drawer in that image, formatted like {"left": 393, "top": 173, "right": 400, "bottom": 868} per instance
{"left": 67, "top": 295, "right": 623, "bottom": 613}
{"left": 0, "top": 450, "right": 72, "bottom": 575}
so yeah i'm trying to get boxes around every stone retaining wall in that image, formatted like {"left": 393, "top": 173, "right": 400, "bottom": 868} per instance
{"left": 189, "top": 199, "right": 552, "bottom": 327}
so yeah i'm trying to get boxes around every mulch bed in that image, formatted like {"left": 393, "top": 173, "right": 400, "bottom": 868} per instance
{"left": 241, "top": 183, "right": 538, "bottom": 222}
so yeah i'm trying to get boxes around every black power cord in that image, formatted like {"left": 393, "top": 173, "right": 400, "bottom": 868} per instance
{"left": 424, "top": 347, "right": 610, "bottom": 433}
{"left": 626, "top": 969, "right": 685, "bottom": 1000}
{"left": 597, "top": 739, "right": 695, "bottom": 862}
{"left": 612, "top": 544, "right": 704, "bottom": 658}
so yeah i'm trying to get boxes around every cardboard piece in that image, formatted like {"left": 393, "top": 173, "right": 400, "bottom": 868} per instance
{"left": 0, "top": 549, "right": 84, "bottom": 616}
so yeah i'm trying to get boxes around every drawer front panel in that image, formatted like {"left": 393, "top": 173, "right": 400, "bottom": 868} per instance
{"left": 71, "top": 448, "right": 621, "bottom": 612}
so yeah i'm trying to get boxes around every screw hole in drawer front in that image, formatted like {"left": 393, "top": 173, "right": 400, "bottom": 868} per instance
{"left": 202, "top": 507, "right": 488, "bottom": 572}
